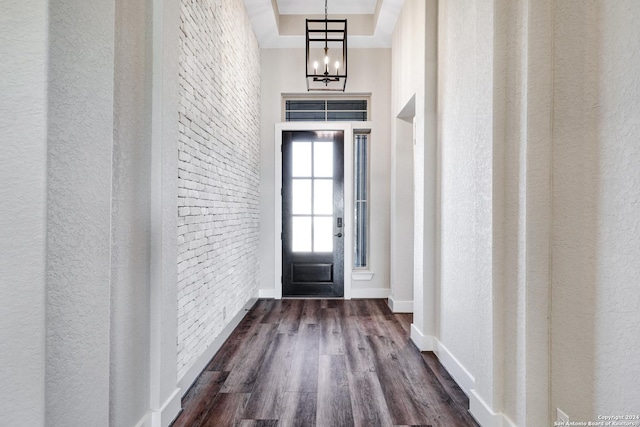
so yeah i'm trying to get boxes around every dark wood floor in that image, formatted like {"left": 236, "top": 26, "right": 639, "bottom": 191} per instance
{"left": 171, "top": 299, "right": 480, "bottom": 427}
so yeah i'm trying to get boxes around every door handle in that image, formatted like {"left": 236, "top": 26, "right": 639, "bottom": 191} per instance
{"left": 334, "top": 232, "right": 343, "bottom": 238}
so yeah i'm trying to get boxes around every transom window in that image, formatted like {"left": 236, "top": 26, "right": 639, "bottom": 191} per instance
{"left": 284, "top": 98, "right": 368, "bottom": 122}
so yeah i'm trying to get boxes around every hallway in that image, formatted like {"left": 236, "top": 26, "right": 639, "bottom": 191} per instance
{"left": 4, "top": 0, "right": 640, "bottom": 425}
{"left": 171, "top": 299, "right": 479, "bottom": 427}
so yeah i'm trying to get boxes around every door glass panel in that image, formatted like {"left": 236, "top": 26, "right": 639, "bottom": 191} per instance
{"left": 292, "top": 216, "right": 312, "bottom": 252}
{"left": 313, "top": 141, "right": 333, "bottom": 177}
{"left": 314, "top": 179, "right": 333, "bottom": 215}
{"left": 292, "top": 142, "right": 312, "bottom": 177}
{"left": 292, "top": 179, "right": 312, "bottom": 214}
{"left": 314, "top": 217, "right": 333, "bottom": 252}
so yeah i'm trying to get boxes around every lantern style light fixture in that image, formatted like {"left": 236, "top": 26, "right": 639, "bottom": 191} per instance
{"left": 305, "top": 0, "right": 347, "bottom": 91}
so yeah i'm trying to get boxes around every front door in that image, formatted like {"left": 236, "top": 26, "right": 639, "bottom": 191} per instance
{"left": 282, "top": 130, "right": 344, "bottom": 297}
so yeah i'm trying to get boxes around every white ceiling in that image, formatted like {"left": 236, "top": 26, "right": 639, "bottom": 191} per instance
{"left": 276, "top": 0, "right": 378, "bottom": 15}
{"left": 243, "top": 0, "right": 405, "bottom": 48}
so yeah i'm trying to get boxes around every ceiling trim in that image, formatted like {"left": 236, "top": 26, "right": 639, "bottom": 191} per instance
{"left": 243, "top": 0, "right": 405, "bottom": 49}
{"left": 277, "top": 0, "right": 378, "bottom": 15}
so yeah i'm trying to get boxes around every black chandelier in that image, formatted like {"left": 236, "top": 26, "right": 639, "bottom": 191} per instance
{"left": 305, "top": 0, "right": 347, "bottom": 91}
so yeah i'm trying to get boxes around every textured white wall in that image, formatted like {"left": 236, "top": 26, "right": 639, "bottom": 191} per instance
{"left": 149, "top": 0, "right": 182, "bottom": 423}
{"left": 552, "top": 0, "right": 640, "bottom": 421}
{"left": 390, "top": 0, "right": 640, "bottom": 424}
{"left": 110, "top": 0, "right": 153, "bottom": 424}
{"left": 498, "top": 3, "right": 525, "bottom": 423}
{"left": 390, "top": 0, "right": 425, "bottom": 313}
{"left": 42, "top": 0, "right": 114, "bottom": 425}
{"left": 438, "top": 0, "right": 497, "bottom": 410}
{"left": 436, "top": 1, "right": 551, "bottom": 424}
{"left": 259, "top": 48, "right": 392, "bottom": 296}
{"left": 0, "top": 1, "right": 48, "bottom": 424}
{"left": 2, "top": 0, "right": 178, "bottom": 424}
{"left": 177, "top": 0, "right": 261, "bottom": 380}
{"left": 391, "top": 117, "right": 414, "bottom": 304}
{"left": 491, "top": 0, "right": 555, "bottom": 424}
{"left": 46, "top": 0, "right": 114, "bottom": 424}
{"left": 391, "top": 0, "right": 425, "bottom": 112}
{"left": 435, "top": 0, "right": 640, "bottom": 424}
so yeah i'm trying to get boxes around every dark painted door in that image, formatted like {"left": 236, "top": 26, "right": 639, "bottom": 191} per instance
{"left": 282, "top": 130, "right": 344, "bottom": 297}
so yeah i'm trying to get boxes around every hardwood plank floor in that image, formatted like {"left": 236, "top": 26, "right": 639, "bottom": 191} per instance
{"left": 171, "top": 299, "right": 480, "bottom": 427}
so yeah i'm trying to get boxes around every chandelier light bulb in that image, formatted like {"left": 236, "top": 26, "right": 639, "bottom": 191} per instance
{"left": 335, "top": 61, "right": 340, "bottom": 73}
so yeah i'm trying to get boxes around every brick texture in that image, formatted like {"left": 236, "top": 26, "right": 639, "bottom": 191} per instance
{"left": 177, "top": 0, "right": 260, "bottom": 378}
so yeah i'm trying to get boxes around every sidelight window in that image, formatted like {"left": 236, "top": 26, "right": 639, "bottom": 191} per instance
{"left": 354, "top": 133, "right": 369, "bottom": 268}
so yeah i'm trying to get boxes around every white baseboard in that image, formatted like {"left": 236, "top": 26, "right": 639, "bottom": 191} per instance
{"left": 502, "top": 414, "right": 517, "bottom": 427}
{"left": 388, "top": 297, "right": 413, "bottom": 313}
{"left": 410, "top": 323, "right": 435, "bottom": 351}
{"left": 428, "top": 338, "right": 516, "bottom": 427}
{"left": 258, "top": 288, "right": 276, "bottom": 299}
{"left": 149, "top": 387, "right": 181, "bottom": 427}
{"left": 350, "top": 288, "right": 390, "bottom": 299}
{"left": 469, "top": 390, "right": 510, "bottom": 427}
{"left": 177, "top": 297, "right": 258, "bottom": 394}
{"left": 134, "top": 411, "right": 152, "bottom": 427}
{"left": 433, "top": 339, "right": 475, "bottom": 396}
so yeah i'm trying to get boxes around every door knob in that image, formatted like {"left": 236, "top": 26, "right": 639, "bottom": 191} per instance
{"left": 334, "top": 232, "right": 343, "bottom": 238}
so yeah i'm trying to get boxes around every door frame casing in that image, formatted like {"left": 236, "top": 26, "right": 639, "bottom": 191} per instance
{"left": 275, "top": 122, "right": 355, "bottom": 300}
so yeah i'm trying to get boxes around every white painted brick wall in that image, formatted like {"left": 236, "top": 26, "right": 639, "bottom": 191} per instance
{"left": 177, "top": 0, "right": 260, "bottom": 378}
